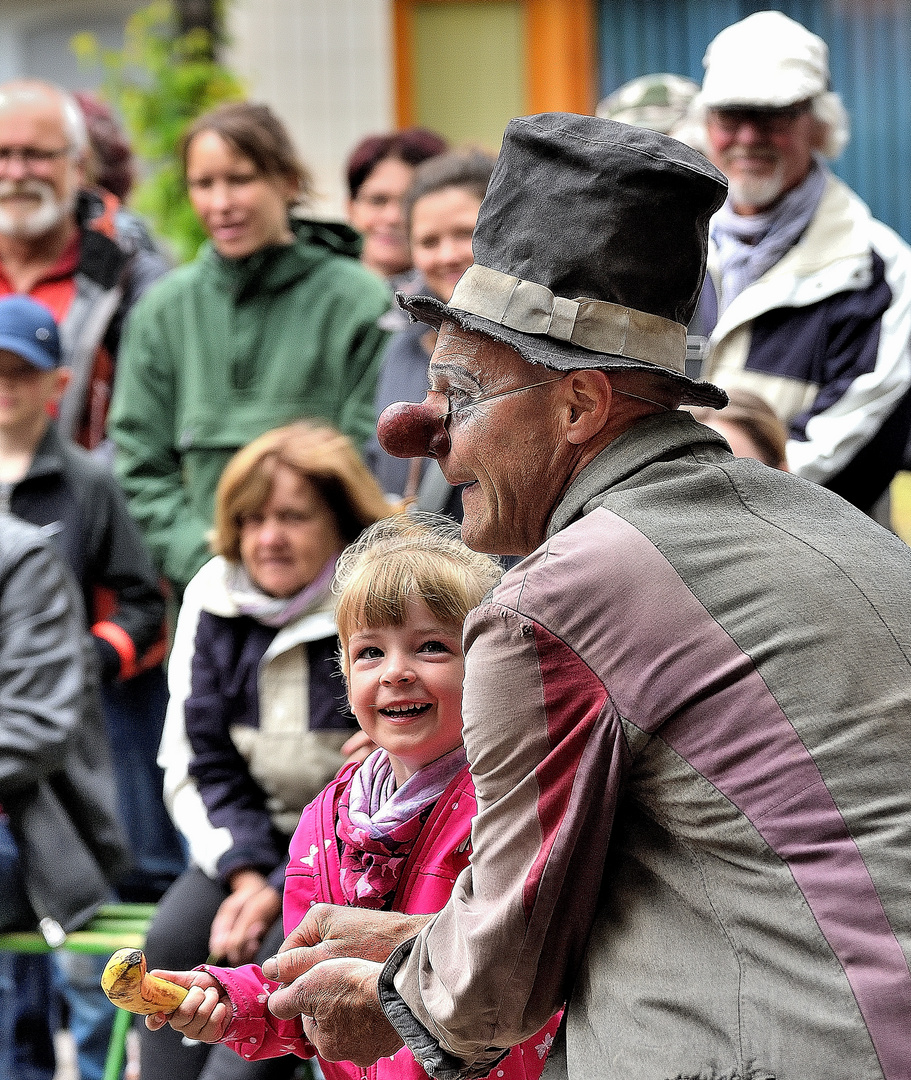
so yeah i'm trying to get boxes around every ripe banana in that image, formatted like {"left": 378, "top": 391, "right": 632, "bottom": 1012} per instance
{"left": 101, "top": 947, "right": 189, "bottom": 1015}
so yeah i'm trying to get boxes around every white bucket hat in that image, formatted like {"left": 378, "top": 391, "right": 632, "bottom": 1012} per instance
{"left": 701, "top": 11, "right": 829, "bottom": 108}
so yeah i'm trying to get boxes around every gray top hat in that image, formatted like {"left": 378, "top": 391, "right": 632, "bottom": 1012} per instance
{"left": 398, "top": 112, "right": 728, "bottom": 409}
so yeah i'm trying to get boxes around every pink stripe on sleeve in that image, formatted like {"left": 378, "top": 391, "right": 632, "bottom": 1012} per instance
{"left": 583, "top": 514, "right": 911, "bottom": 1079}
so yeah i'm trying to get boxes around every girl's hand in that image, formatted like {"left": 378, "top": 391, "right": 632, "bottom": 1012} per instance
{"left": 145, "top": 969, "right": 232, "bottom": 1043}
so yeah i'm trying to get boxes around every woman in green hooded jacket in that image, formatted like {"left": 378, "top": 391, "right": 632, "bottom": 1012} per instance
{"left": 109, "top": 102, "right": 390, "bottom": 595}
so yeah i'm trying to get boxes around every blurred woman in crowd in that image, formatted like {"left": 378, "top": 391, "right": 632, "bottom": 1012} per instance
{"left": 109, "top": 102, "right": 391, "bottom": 596}
{"left": 345, "top": 126, "right": 448, "bottom": 287}
{"left": 73, "top": 91, "right": 135, "bottom": 203}
{"left": 74, "top": 90, "right": 168, "bottom": 259}
{"left": 365, "top": 149, "right": 495, "bottom": 503}
{"left": 141, "top": 421, "right": 393, "bottom": 1080}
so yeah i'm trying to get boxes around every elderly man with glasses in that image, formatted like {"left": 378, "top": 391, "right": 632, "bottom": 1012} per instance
{"left": 0, "top": 79, "right": 168, "bottom": 450}
{"left": 159, "top": 113, "right": 911, "bottom": 1080}
{"left": 687, "top": 11, "right": 911, "bottom": 517}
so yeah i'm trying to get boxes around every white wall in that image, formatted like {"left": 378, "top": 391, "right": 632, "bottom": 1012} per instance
{"left": 0, "top": 0, "right": 143, "bottom": 88}
{"left": 225, "top": 0, "right": 395, "bottom": 220}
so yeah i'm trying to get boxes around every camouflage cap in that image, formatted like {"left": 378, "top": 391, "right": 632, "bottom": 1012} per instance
{"left": 596, "top": 73, "right": 700, "bottom": 135}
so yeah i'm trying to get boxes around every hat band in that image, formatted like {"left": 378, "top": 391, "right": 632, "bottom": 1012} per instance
{"left": 449, "top": 264, "right": 687, "bottom": 374}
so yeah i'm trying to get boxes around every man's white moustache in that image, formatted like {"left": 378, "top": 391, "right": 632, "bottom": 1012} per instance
{"left": 0, "top": 179, "right": 50, "bottom": 197}
{"left": 725, "top": 151, "right": 778, "bottom": 162}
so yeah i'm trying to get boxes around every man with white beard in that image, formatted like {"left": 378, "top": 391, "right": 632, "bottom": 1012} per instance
{"left": 0, "top": 80, "right": 167, "bottom": 449}
{"left": 690, "top": 12, "right": 911, "bottom": 515}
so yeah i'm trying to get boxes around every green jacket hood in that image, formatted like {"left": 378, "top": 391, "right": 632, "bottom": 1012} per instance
{"left": 202, "top": 217, "right": 366, "bottom": 301}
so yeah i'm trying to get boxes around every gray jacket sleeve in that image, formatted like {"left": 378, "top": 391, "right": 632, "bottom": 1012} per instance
{"left": 0, "top": 518, "right": 88, "bottom": 797}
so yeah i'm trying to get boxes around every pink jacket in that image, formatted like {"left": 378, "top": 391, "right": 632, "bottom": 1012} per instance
{"left": 206, "top": 762, "right": 561, "bottom": 1080}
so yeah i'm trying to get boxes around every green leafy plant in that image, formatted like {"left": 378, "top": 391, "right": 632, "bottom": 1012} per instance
{"left": 72, "top": 0, "right": 244, "bottom": 263}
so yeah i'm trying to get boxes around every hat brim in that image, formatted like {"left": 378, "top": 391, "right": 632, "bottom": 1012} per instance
{"left": 398, "top": 292, "right": 729, "bottom": 410}
{"left": 700, "top": 91, "right": 815, "bottom": 109}
{"left": 0, "top": 335, "right": 57, "bottom": 371}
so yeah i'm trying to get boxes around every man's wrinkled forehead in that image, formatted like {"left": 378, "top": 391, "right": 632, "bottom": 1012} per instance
{"left": 435, "top": 323, "right": 486, "bottom": 361}
{"left": 429, "top": 322, "right": 528, "bottom": 387}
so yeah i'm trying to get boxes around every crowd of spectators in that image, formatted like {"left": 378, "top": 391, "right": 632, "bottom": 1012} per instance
{"left": 2, "top": 9, "right": 911, "bottom": 1080}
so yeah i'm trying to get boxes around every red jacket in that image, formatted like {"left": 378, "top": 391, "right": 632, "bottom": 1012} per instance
{"left": 206, "top": 761, "right": 561, "bottom": 1080}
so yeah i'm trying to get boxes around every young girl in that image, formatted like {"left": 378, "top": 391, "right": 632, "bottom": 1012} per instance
{"left": 146, "top": 513, "right": 561, "bottom": 1079}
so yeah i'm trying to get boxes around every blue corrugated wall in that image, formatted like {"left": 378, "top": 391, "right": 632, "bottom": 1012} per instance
{"left": 597, "top": 1, "right": 911, "bottom": 242}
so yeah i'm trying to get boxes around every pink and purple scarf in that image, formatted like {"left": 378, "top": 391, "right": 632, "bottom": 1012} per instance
{"left": 336, "top": 746, "right": 467, "bottom": 909}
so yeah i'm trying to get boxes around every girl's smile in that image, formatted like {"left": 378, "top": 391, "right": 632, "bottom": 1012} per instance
{"left": 346, "top": 599, "right": 465, "bottom": 785}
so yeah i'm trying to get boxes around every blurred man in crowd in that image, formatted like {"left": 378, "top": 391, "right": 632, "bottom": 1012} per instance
{"left": 0, "top": 80, "right": 176, "bottom": 1080}
{"left": 0, "top": 513, "right": 129, "bottom": 1080}
{"left": 0, "top": 79, "right": 167, "bottom": 449}
{"left": 596, "top": 72, "right": 699, "bottom": 136}
{"left": 689, "top": 11, "right": 911, "bottom": 513}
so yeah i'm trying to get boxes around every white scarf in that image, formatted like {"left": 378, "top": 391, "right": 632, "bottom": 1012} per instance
{"left": 224, "top": 553, "right": 339, "bottom": 627}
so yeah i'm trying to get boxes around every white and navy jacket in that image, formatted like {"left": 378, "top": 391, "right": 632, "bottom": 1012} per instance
{"left": 700, "top": 173, "right": 911, "bottom": 511}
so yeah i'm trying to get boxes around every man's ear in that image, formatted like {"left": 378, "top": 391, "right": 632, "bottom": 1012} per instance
{"left": 563, "top": 370, "right": 612, "bottom": 445}
{"left": 51, "top": 367, "right": 72, "bottom": 403}
{"left": 70, "top": 149, "right": 89, "bottom": 189}
{"left": 810, "top": 117, "right": 829, "bottom": 154}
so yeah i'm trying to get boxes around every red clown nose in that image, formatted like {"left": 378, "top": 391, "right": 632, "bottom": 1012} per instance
{"left": 376, "top": 397, "right": 451, "bottom": 459}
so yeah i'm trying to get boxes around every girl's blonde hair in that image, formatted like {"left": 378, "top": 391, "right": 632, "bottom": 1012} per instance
{"left": 333, "top": 512, "right": 502, "bottom": 674}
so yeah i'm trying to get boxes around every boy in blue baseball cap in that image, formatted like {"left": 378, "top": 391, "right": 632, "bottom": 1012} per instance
{"left": 0, "top": 296, "right": 70, "bottom": 486}
{"left": 0, "top": 292, "right": 164, "bottom": 673}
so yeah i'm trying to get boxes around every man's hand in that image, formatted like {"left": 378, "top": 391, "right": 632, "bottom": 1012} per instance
{"left": 268, "top": 958, "right": 404, "bottom": 1065}
{"left": 258, "top": 905, "right": 429, "bottom": 1064}
{"left": 261, "top": 903, "right": 430, "bottom": 983}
